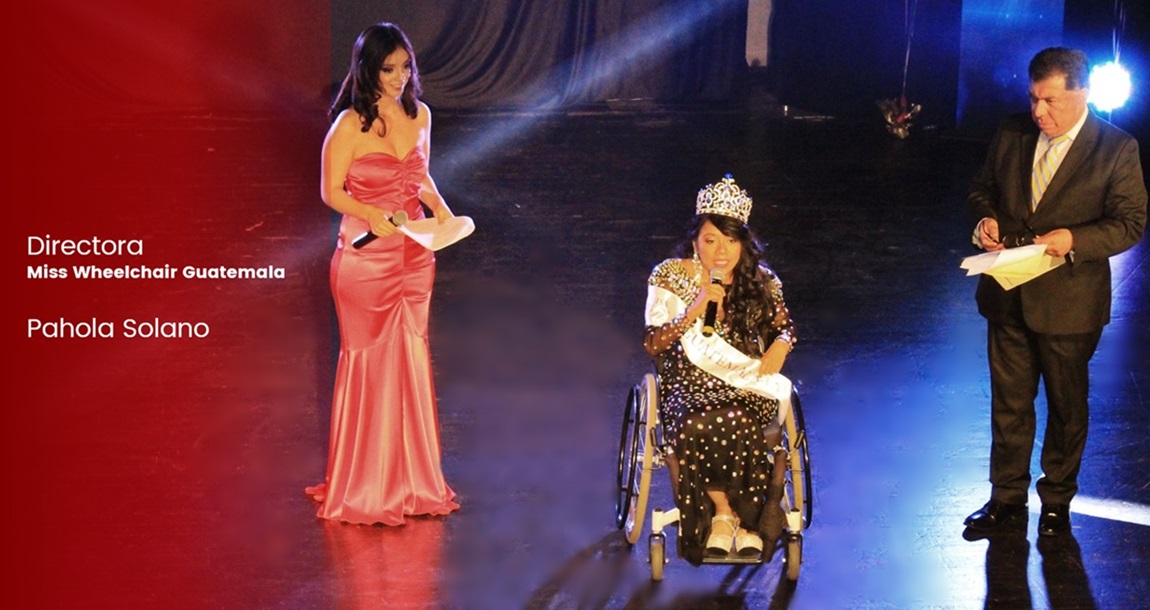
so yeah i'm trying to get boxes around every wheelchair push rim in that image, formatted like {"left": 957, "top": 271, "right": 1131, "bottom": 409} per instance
{"left": 781, "top": 388, "right": 813, "bottom": 533}
{"left": 614, "top": 373, "right": 659, "bottom": 544}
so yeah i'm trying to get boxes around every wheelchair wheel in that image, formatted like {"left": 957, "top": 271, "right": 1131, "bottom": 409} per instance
{"left": 614, "top": 385, "right": 639, "bottom": 530}
{"left": 784, "top": 534, "right": 803, "bottom": 581}
{"left": 780, "top": 387, "right": 813, "bottom": 532}
{"left": 649, "top": 533, "right": 666, "bottom": 581}
{"left": 614, "top": 373, "right": 658, "bottom": 544}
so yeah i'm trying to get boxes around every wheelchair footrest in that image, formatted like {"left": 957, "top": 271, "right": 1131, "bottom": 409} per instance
{"left": 700, "top": 554, "right": 767, "bottom": 565}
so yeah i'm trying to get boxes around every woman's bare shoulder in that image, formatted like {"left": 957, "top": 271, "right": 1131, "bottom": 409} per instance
{"left": 416, "top": 100, "right": 432, "bottom": 125}
{"left": 331, "top": 109, "right": 366, "bottom": 132}
{"left": 326, "top": 110, "right": 369, "bottom": 144}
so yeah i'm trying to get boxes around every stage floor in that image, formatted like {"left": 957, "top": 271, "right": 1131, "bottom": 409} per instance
{"left": 14, "top": 96, "right": 1149, "bottom": 609}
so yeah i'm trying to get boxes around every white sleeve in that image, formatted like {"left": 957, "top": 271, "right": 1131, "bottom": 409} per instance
{"left": 645, "top": 285, "right": 686, "bottom": 326}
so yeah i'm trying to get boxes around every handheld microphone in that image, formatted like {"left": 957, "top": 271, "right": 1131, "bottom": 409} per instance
{"left": 352, "top": 210, "right": 408, "bottom": 249}
{"left": 701, "top": 269, "right": 723, "bottom": 337}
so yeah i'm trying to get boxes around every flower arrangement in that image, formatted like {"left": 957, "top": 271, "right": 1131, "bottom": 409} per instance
{"left": 878, "top": 95, "right": 922, "bottom": 139}
{"left": 879, "top": 0, "right": 922, "bottom": 139}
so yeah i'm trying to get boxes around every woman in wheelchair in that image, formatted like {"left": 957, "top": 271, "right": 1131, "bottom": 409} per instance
{"left": 643, "top": 174, "right": 796, "bottom": 564}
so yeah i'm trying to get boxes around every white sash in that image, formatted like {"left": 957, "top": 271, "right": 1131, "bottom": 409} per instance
{"left": 646, "top": 285, "right": 792, "bottom": 422}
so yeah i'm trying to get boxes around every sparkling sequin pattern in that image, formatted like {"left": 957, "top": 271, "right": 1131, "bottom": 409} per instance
{"left": 644, "top": 258, "right": 794, "bottom": 564}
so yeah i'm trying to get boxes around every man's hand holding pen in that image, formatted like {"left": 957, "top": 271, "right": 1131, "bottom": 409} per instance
{"left": 978, "top": 216, "right": 1071, "bottom": 256}
{"left": 977, "top": 218, "right": 1006, "bottom": 251}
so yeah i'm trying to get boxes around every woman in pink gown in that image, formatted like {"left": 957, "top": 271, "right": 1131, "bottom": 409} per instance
{"left": 306, "top": 22, "right": 459, "bottom": 525}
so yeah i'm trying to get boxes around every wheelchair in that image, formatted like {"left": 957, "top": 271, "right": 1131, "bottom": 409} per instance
{"left": 614, "top": 371, "right": 813, "bottom": 582}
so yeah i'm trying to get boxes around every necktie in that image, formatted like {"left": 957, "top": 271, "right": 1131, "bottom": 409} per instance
{"left": 1030, "top": 134, "right": 1070, "bottom": 211}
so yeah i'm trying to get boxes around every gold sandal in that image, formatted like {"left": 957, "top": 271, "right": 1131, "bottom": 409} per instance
{"left": 705, "top": 513, "right": 738, "bottom": 556}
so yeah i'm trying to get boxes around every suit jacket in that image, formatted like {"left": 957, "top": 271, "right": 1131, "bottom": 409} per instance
{"left": 968, "top": 111, "right": 1147, "bottom": 334}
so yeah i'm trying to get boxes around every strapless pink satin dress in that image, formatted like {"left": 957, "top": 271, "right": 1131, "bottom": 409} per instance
{"left": 307, "top": 147, "right": 459, "bottom": 525}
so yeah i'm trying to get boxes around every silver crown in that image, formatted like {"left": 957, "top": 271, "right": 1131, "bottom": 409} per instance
{"left": 695, "top": 174, "right": 753, "bottom": 223}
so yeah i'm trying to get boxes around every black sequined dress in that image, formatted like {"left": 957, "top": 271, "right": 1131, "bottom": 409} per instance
{"left": 645, "top": 258, "right": 796, "bottom": 564}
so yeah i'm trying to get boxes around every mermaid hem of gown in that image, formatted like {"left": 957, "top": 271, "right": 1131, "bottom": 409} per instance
{"left": 304, "top": 483, "right": 460, "bottom": 526}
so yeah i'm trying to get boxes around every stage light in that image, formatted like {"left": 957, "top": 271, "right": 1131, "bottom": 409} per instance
{"left": 1087, "top": 61, "right": 1132, "bottom": 112}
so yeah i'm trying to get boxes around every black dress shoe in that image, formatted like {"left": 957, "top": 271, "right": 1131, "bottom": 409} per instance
{"left": 963, "top": 500, "right": 1027, "bottom": 530}
{"left": 1038, "top": 503, "right": 1070, "bottom": 536}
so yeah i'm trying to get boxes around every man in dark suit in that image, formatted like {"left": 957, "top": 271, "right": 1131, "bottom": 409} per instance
{"left": 964, "top": 47, "right": 1147, "bottom": 537}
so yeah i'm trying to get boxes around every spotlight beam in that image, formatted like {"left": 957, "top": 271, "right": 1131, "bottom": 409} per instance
{"left": 435, "top": 0, "right": 744, "bottom": 188}
{"left": 1030, "top": 493, "right": 1150, "bottom": 527}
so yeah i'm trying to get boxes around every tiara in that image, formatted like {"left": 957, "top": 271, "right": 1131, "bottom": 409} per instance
{"left": 695, "top": 174, "right": 752, "bottom": 223}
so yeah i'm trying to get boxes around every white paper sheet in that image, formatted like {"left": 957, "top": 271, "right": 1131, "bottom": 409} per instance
{"left": 398, "top": 216, "right": 475, "bottom": 251}
{"left": 959, "top": 244, "right": 1065, "bottom": 289}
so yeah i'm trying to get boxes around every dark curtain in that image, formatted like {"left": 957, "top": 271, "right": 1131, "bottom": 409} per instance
{"left": 332, "top": 0, "right": 750, "bottom": 110}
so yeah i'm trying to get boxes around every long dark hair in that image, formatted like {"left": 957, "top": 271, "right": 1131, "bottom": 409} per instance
{"left": 330, "top": 22, "right": 423, "bottom": 131}
{"left": 675, "top": 213, "right": 777, "bottom": 356}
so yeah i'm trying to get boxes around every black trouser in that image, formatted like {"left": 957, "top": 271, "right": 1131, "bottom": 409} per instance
{"left": 986, "top": 321, "right": 1102, "bottom": 506}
